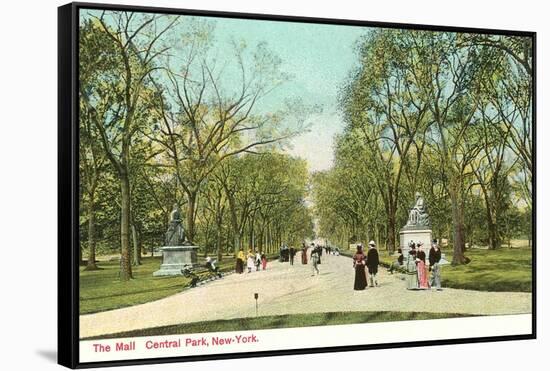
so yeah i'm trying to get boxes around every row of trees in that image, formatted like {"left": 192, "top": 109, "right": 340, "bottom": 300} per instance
{"left": 313, "top": 30, "right": 532, "bottom": 265}
{"left": 79, "top": 11, "right": 314, "bottom": 280}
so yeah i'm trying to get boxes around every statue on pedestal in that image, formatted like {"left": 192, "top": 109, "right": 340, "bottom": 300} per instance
{"left": 154, "top": 203, "right": 198, "bottom": 276}
{"left": 406, "top": 192, "right": 430, "bottom": 228}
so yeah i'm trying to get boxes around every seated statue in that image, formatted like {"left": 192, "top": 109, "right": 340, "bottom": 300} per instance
{"left": 165, "top": 203, "right": 186, "bottom": 246}
{"left": 406, "top": 192, "right": 430, "bottom": 227}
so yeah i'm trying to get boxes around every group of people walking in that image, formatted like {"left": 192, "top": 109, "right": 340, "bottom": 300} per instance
{"left": 233, "top": 238, "right": 443, "bottom": 292}
{"left": 352, "top": 241, "right": 380, "bottom": 290}
{"left": 353, "top": 239, "right": 443, "bottom": 291}
{"left": 389, "top": 239, "right": 443, "bottom": 290}
{"left": 235, "top": 249, "right": 268, "bottom": 274}
{"left": 406, "top": 240, "right": 443, "bottom": 290}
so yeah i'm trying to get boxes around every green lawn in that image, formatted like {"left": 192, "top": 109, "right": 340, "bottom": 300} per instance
{"left": 342, "top": 246, "right": 532, "bottom": 292}
{"left": 83, "top": 311, "right": 472, "bottom": 340}
{"left": 438, "top": 248, "right": 532, "bottom": 292}
{"left": 80, "top": 255, "right": 248, "bottom": 315}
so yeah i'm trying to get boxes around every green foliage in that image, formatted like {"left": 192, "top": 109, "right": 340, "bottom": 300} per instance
{"left": 315, "top": 29, "right": 532, "bottom": 258}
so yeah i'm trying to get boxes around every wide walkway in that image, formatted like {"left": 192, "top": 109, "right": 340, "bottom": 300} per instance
{"left": 80, "top": 252, "right": 532, "bottom": 338}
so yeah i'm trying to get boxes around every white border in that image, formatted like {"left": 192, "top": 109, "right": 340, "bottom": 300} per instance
{"left": 80, "top": 314, "right": 532, "bottom": 363}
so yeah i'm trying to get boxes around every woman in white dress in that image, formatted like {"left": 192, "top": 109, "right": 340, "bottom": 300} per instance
{"left": 246, "top": 250, "right": 255, "bottom": 273}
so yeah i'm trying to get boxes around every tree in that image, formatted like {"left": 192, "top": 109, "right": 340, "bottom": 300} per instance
{"left": 148, "top": 32, "right": 305, "bottom": 243}
{"left": 79, "top": 11, "right": 177, "bottom": 280}
{"left": 339, "top": 29, "right": 431, "bottom": 253}
{"left": 79, "top": 91, "right": 108, "bottom": 270}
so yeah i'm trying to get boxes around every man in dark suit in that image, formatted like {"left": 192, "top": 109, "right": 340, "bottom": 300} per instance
{"left": 366, "top": 241, "right": 380, "bottom": 287}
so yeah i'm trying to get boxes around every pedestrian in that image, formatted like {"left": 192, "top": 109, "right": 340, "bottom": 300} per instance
{"left": 289, "top": 246, "right": 296, "bottom": 265}
{"left": 235, "top": 249, "right": 245, "bottom": 274}
{"left": 255, "top": 251, "right": 262, "bottom": 271}
{"left": 405, "top": 243, "right": 419, "bottom": 289}
{"left": 301, "top": 242, "right": 308, "bottom": 264}
{"left": 310, "top": 243, "right": 320, "bottom": 265}
{"left": 246, "top": 249, "right": 255, "bottom": 273}
{"left": 388, "top": 248, "right": 404, "bottom": 274}
{"left": 311, "top": 245, "right": 320, "bottom": 276}
{"left": 352, "top": 244, "right": 367, "bottom": 290}
{"left": 366, "top": 240, "right": 379, "bottom": 287}
{"left": 429, "top": 239, "right": 442, "bottom": 290}
{"left": 416, "top": 244, "right": 429, "bottom": 289}
{"left": 261, "top": 253, "right": 267, "bottom": 270}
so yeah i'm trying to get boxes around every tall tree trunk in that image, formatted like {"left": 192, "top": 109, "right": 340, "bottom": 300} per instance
{"left": 386, "top": 200, "right": 397, "bottom": 254}
{"left": 450, "top": 184, "right": 467, "bottom": 265}
{"left": 85, "top": 194, "right": 99, "bottom": 270}
{"left": 216, "top": 225, "right": 223, "bottom": 262}
{"left": 131, "top": 222, "right": 141, "bottom": 266}
{"left": 186, "top": 190, "right": 198, "bottom": 243}
{"left": 119, "top": 171, "right": 133, "bottom": 280}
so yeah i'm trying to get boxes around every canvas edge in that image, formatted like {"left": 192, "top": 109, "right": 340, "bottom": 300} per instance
{"left": 56, "top": 2, "right": 537, "bottom": 369}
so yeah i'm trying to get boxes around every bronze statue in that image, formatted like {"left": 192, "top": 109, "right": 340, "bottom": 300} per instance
{"left": 165, "top": 203, "right": 186, "bottom": 246}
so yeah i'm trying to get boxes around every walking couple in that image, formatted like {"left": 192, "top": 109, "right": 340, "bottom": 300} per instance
{"left": 352, "top": 241, "right": 379, "bottom": 290}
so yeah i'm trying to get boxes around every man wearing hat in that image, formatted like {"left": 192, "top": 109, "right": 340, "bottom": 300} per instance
{"left": 366, "top": 240, "right": 380, "bottom": 287}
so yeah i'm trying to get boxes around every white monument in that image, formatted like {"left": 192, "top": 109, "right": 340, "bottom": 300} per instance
{"left": 399, "top": 192, "right": 433, "bottom": 258}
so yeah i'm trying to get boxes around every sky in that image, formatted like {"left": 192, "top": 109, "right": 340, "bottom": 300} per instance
{"left": 209, "top": 17, "right": 366, "bottom": 173}
{"left": 81, "top": 10, "right": 367, "bottom": 173}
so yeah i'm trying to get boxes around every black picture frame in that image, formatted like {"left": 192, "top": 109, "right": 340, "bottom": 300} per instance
{"left": 58, "top": 2, "right": 537, "bottom": 368}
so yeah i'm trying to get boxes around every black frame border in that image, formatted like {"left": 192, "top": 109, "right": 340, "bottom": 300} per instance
{"left": 58, "top": 2, "right": 537, "bottom": 369}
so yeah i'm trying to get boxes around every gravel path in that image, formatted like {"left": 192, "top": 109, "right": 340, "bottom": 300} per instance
{"left": 80, "top": 252, "right": 532, "bottom": 338}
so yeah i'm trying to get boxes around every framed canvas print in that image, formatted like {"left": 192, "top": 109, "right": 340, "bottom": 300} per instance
{"left": 58, "top": 2, "right": 536, "bottom": 368}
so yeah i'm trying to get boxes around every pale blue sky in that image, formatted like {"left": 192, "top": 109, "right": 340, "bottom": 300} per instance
{"left": 81, "top": 10, "right": 367, "bottom": 172}
{"left": 209, "top": 17, "right": 366, "bottom": 172}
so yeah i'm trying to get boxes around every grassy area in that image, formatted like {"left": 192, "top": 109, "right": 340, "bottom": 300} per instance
{"left": 438, "top": 248, "right": 532, "bottom": 292}
{"left": 341, "top": 246, "right": 532, "bottom": 292}
{"left": 79, "top": 255, "right": 262, "bottom": 315}
{"left": 84, "top": 311, "right": 472, "bottom": 340}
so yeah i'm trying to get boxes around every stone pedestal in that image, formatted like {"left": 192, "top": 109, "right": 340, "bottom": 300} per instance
{"left": 399, "top": 228, "right": 432, "bottom": 257}
{"left": 153, "top": 245, "right": 199, "bottom": 276}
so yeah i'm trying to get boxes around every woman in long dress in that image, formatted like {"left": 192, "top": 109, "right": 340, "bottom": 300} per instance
{"left": 261, "top": 253, "right": 267, "bottom": 270}
{"left": 235, "top": 249, "right": 245, "bottom": 274}
{"left": 405, "top": 244, "right": 418, "bottom": 289}
{"left": 246, "top": 250, "right": 255, "bottom": 273}
{"left": 352, "top": 245, "right": 367, "bottom": 290}
{"left": 301, "top": 243, "right": 308, "bottom": 264}
{"left": 416, "top": 249, "right": 429, "bottom": 289}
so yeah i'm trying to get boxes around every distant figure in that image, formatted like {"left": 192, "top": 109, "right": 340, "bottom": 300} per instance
{"left": 301, "top": 242, "right": 308, "bottom": 264}
{"left": 310, "top": 246, "right": 320, "bottom": 276}
{"left": 366, "top": 241, "right": 380, "bottom": 287}
{"left": 311, "top": 243, "right": 321, "bottom": 265}
{"left": 246, "top": 250, "right": 255, "bottom": 273}
{"left": 289, "top": 247, "right": 296, "bottom": 265}
{"left": 429, "top": 239, "right": 442, "bottom": 290}
{"left": 388, "top": 248, "right": 404, "bottom": 274}
{"left": 416, "top": 248, "right": 429, "bottom": 289}
{"left": 352, "top": 244, "right": 367, "bottom": 290}
{"left": 255, "top": 251, "right": 262, "bottom": 271}
{"left": 261, "top": 253, "right": 267, "bottom": 270}
{"left": 236, "top": 249, "right": 245, "bottom": 274}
